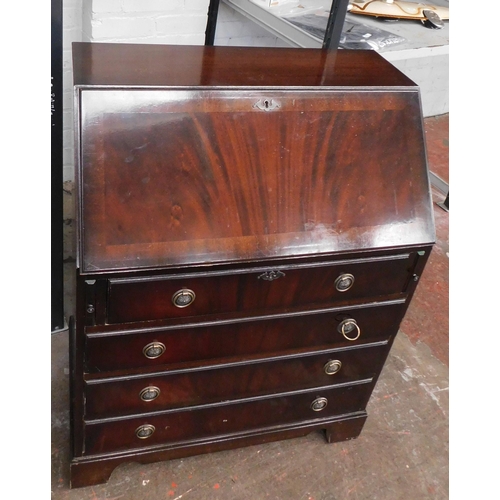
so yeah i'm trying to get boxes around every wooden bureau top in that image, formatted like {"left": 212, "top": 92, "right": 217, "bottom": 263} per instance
{"left": 72, "top": 42, "right": 416, "bottom": 89}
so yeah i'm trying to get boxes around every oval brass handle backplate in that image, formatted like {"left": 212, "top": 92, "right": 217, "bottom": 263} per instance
{"left": 135, "top": 424, "right": 155, "bottom": 439}
{"left": 310, "top": 397, "right": 328, "bottom": 411}
{"left": 172, "top": 289, "right": 196, "bottom": 308}
{"left": 324, "top": 360, "right": 342, "bottom": 375}
{"left": 335, "top": 273, "right": 355, "bottom": 292}
{"left": 139, "top": 386, "right": 161, "bottom": 402}
{"left": 143, "top": 342, "right": 166, "bottom": 359}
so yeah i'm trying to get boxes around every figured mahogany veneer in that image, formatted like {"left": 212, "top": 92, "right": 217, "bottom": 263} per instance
{"left": 84, "top": 343, "right": 389, "bottom": 419}
{"left": 106, "top": 255, "right": 413, "bottom": 323}
{"left": 70, "top": 42, "right": 435, "bottom": 488}
{"left": 84, "top": 383, "right": 374, "bottom": 456}
{"left": 84, "top": 299, "right": 406, "bottom": 373}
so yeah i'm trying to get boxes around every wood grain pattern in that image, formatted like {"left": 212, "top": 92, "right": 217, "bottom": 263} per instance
{"left": 72, "top": 42, "right": 416, "bottom": 88}
{"left": 85, "top": 301, "right": 405, "bottom": 373}
{"left": 69, "top": 412, "right": 367, "bottom": 488}
{"left": 106, "top": 255, "right": 412, "bottom": 323}
{"left": 84, "top": 343, "right": 388, "bottom": 419}
{"left": 80, "top": 89, "right": 433, "bottom": 272}
{"left": 83, "top": 383, "right": 373, "bottom": 455}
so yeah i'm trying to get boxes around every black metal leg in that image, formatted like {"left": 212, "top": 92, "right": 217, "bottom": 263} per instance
{"left": 437, "top": 192, "right": 449, "bottom": 212}
{"left": 323, "top": 0, "right": 350, "bottom": 50}
{"left": 205, "top": 0, "right": 221, "bottom": 46}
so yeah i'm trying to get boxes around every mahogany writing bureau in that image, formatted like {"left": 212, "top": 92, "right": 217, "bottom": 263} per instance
{"left": 69, "top": 42, "right": 435, "bottom": 488}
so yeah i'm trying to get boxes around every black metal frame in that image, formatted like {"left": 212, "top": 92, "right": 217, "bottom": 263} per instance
{"left": 52, "top": 0, "right": 65, "bottom": 332}
{"left": 322, "top": 0, "right": 350, "bottom": 49}
{"left": 205, "top": 0, "right": 349, "bottom": 49}
{"left": 205, "top": 0, "right": 222, "bottom": 45}
{"left": 437, "top": 192, "right": 449, "bottom": 212}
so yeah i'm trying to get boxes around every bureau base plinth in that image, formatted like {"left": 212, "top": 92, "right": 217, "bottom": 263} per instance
{"left": 69, "top": 412, "right": 367, "bottom": 489}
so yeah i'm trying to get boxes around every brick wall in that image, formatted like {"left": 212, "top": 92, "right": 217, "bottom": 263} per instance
{"left": 214, "top": 3, "right": 290, "bottom": 47}
{"left": 85, "top": 0, "right": 210, "bottom": 44}
{"left": 62, "top": 0, "right": 83, "bottom": 183}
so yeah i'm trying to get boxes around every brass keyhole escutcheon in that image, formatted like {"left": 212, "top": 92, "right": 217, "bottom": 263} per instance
{"left": 324, "top": 360, "right": 342, "bottom": 375}
{"left": 139, "top": 386, "right": 161, "bottom": 402}
{"left": 335, "top": 273, "right": 355, "bottom": 292}
{"left": 172, "top": 289, "right": 196, "bottom": 308}
{"left": 337, "top": 319, "right": 361, "bottom": 341}
{"left": 253, "top": 98, "right": 281, "bottom": 111}
{"left": 257, "top": 270, "right": 285, "bottom": 281}
{"left": 143, "top": 342, "right": 166, "bottom": 359}
{"left": 135, "top": 424, "right": 155, "bottom": 439}
{"left": 310, "top": 397, "right": 328, "bottom": 412}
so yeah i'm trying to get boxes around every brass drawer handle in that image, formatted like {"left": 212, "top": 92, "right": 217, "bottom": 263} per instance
{"left": 135, "top": 424, "right": 155, "bottom": 439}
{"left": 324, "top": 360, "right": 342, "bottom": 375}
{"left": 338, "top": 319, "right": 361, "bottom": 341}
{"left": 139, "top": 386, "right": 161, "bottom": 402}
{"left": 310, "top": 397, "right": 328, "bottom": 412}
{"left": 143, "top": 342, "right": 166, "bottom": 359}
{"left": 172, "top": 289, "right": 196, "bottom": 308}
{"left": 335, "top": 273, "right": 355, "bottom": 292}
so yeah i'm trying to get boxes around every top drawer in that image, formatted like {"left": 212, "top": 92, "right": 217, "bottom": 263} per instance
{"left": 106, "top": 254, "right": 414, "bottom": 324}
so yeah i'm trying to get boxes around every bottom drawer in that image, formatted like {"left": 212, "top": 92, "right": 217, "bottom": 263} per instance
{"left": 84, "top": 382, "right": 373, "bottom": 455}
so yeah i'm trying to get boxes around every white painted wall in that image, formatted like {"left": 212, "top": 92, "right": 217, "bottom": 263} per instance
{"left": 63, "top": 0, "right": 84, "bottom": 182}
{"left": 214, "top": 3, "right": 289, "bottom": 47}
{"left": 385, "top": 48, "right": 449, "bottom": 118}
{"left": 84, "top": 0, "right": 209, "bottom": 44}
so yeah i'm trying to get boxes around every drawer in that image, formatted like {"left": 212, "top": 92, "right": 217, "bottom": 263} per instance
{"left": 85, "top": 300, "right": 405, "bottom": 373}
{"left": 84, "top": 343, "right": 388, "bottom": 419}
{"left": 84, "top": 382, "right": 373, "bottom": 455}
{"left": 106, "top": 255, "right": 414, "bottom": 324}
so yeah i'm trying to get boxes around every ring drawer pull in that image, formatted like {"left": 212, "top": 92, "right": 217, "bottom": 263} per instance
{"left": 324, "top": 360, "right": 342, "bottom": 375}
{"left": 143, "top": 342, "right": 166, "bottom": 359}
{"left": 310, "top": 397, "right": 328, "bottom": 412}
{"left": 172, "top": 289, "right": 196, "bottom": 308}
{"left": 338, "top": 319, "right": 361, "bottom": 341}
{"left": 139, "top": 386, "right": 161, "bottom": 402}
{"left": 335, "top": 273, "right": 355, "bottom": 292}
{"left": 135, "top": 424, "right": 155, "bottom": 439}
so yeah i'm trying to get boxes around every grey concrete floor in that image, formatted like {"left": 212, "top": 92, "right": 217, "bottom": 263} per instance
{"left": 51, "top": 117, "right": 449, "bottom": 500}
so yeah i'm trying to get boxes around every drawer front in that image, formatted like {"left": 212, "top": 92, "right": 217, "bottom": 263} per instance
{"left": 85, "top": 343, "right": 388, "bottom": 419}
{"left": 84, "top": 383, "right": 373, "bottom": 455}
{"left": 106, "top": 255, "right": 413, "bottom": 324}
{"left": 85, "top": 301, "right": 405, "bottom": 373}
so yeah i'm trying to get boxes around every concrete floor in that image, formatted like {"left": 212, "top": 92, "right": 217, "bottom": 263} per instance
{"left": 51, "top": 114, "right": 449, "bottom": 499}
